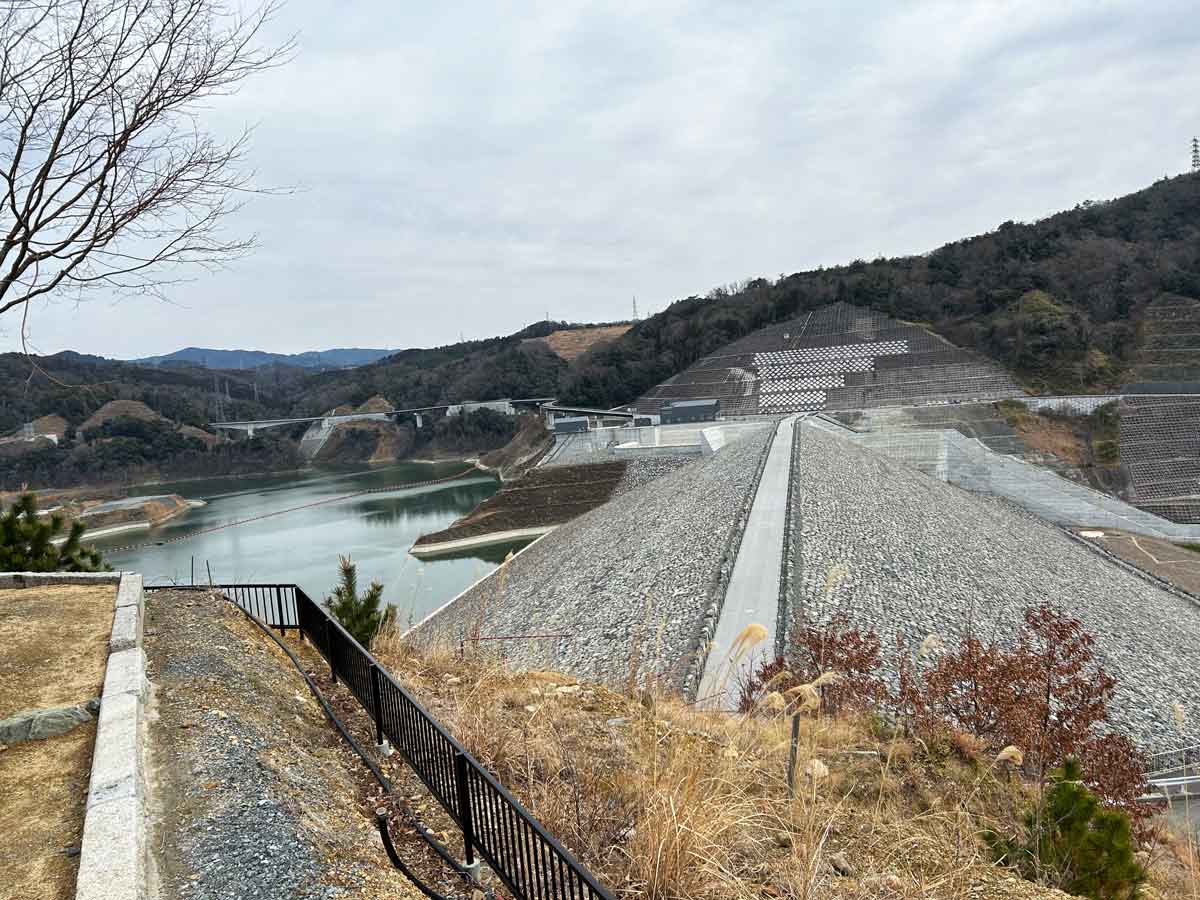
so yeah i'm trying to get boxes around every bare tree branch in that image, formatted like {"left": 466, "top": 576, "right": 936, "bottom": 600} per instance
{"left": 0, "top": 0, "right": 293, "bottom": 321}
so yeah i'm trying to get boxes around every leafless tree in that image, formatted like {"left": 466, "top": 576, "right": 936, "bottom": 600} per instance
{"left": 0, "top": 0, "right": 292, "bottom": 332}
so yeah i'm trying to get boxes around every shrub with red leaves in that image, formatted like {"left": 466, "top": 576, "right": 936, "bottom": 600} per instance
{"left": 738, "top": 614, "right": 887, "bottom": 715}
{"left": 745, "top": 604, "right": 1150, "bottom": 826}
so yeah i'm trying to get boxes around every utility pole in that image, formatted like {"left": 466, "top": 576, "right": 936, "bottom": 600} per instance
{"left": 1192, "top": 137, "right": 1199, "bottom": 172}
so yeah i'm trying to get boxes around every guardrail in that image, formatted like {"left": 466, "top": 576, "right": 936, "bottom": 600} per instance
{"left": 214, "top": 582, "right": 613, "bottom": 900}
{"left": 1148, "top": 743, "right": 1200, "bottom": 778}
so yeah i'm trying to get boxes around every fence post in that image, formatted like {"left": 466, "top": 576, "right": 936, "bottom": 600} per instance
{"left": 786, "top": 713, "right": 800, "bottom": 798}
{"left": 369, "top": 663, "right": 386, "bottom": 749}
{"left": 454, "top": 751, "right": 478, "bottom": 877}
{"left": 325, "top": 618, "right": 337, "bottom": 685}
{"left": 275, "top": 586, "right": 286, "bottom": 637}
{"left": 295, "top": 589, "right": 308, "bottom": 643}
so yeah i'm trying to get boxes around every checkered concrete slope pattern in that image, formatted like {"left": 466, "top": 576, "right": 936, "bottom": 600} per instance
{"left": 636, "top": 302, "right": 1024, "bottom": 416}
{"left": 1120, "top": 393, "right": 1200, "bottom": 523}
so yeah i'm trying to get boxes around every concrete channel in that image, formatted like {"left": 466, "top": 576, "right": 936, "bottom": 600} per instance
{"left": 697, "top": 415, "right": 797, "bottom": 708}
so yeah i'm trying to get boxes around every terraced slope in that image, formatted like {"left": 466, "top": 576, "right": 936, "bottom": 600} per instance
{"left": 790, "top": 422, "right": 1200, "bottom": 751}
{"left": 636, "top": 302, "right": 1023, "bottom": 416}
{"left": 1131, "top": 295, "right": 1200, "bottom": 383}
{"left": 1120, "top": 391, "right": 1200, "bottom": 523}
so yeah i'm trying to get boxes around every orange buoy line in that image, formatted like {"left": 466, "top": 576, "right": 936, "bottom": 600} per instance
{"left": 102, "top": 466, "right": 480, "bottom": 554}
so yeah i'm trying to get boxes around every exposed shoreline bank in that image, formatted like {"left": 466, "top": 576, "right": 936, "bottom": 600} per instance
{"left": 409, "top": 525, "right": 556, "bottom": 559}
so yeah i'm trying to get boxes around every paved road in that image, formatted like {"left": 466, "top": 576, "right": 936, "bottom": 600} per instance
{"left": 698, "top": 415, "right": 796, "bottom": 708}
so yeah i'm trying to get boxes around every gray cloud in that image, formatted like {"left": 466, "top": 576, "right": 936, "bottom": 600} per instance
{"left": 5, "top": 0, "right": 1198, "bottom": 358}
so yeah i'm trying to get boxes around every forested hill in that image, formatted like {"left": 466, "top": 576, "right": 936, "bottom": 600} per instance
{"left": 5, "top": 172, "right": 1199, "bottom": 435}
{"left": 560, "top": 171, "right": 1200, "bottom": 407}
{"left": 0, "top": 353, "right": 303, "bottom": 436}
{"left": 133, "top": 346, "right": 395, "bottom": 370}
{"left": 295, "top": 169, "right": 1200, "bottom": 411}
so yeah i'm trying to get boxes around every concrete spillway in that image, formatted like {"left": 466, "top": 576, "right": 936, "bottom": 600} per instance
{"left": 697, "top": 416, "right": 797, "bottom": 709}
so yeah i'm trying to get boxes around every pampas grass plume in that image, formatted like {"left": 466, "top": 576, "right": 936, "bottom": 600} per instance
{"left": 996, "top": 746, "right": 1024, "bottom": 767}
{"left": 1172, "top": 701, "right": 1187, "bottom": 735}
{"left": 918, "top": 633, "right": 944, "bottom": 660}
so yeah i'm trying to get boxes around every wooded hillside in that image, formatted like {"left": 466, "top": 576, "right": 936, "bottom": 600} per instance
{"left": 561, "top": 172, "right": 1200, "bottom": 407}
{"left": 5, "top": 171, "right": 1198, "bottom": 488}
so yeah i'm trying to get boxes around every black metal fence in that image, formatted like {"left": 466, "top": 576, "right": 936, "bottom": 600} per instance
{"left": 217, "top": 582, "right": 613, "bottom": 900}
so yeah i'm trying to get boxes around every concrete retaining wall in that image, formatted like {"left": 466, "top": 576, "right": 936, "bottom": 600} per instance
{"left": 0, "top": 572, "right": 121, "bottom": 588}
{"left": 73, "top": 571, "right": 148, "bottom": 900}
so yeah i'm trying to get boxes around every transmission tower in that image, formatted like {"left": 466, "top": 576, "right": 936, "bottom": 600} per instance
{"left": 632, "top": 295, "right": 639, "bottom": 321}
{"left": 1193, "top": 137, "right": 1200, "bottom": 172}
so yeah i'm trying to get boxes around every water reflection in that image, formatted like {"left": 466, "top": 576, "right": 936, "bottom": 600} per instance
{"left": 98, "top": 463, "right": 529, "bottom": 620}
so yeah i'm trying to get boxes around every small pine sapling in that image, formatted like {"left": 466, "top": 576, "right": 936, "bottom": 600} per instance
{"left": 325, "top": 555, "right": 385, "bottom": 648}
{"left": 989, "top": 758, "right": 1145, "bottom": 900}
{"left": 0, "top": 493, "right": 107, "bottom": 572}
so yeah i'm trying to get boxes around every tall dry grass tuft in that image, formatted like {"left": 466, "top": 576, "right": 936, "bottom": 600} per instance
{"left": 465, "top": 549, "right": 514, "bottom": 649}
{"left": 368, "top": 629, "right": 1092, "bottom": 900}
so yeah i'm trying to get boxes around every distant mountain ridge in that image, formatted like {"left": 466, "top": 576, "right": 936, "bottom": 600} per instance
{"left": 131, "top": 346, "right": 395, "bottom": 370}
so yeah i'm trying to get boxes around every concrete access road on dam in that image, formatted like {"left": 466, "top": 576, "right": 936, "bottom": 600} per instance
{"left": 699, "top": 414, "right": 797, "bottom": 708}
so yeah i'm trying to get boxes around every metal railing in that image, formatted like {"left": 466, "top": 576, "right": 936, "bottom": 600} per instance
{"left": 216, "top": 582, "right": 613, "bottom": 900}
{"left": 1148, "top": 743, "right": 1200, "bottom": 778}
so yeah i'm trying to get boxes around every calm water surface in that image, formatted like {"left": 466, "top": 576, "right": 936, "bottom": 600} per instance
{"left": 94, "top": 461, "right": 527, "bottom": 622}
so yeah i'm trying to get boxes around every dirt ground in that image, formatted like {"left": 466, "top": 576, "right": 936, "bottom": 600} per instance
{"left": 528, "top": 324, "right": 632, "bottom": 361}
{"left": 414, "top": 461, "right": 626, "bottom": 546}
{"left": 1007, "top": 411, "right": 1088, "bottom": 465}
{"left": 145, "top": 590, "right": 426, "bottom": 900}
{"left": 0, "top": 583, "right": 114, "bottom": 900}
{"left": 1082, "top": 531, "right": 1200, "bottom": 597}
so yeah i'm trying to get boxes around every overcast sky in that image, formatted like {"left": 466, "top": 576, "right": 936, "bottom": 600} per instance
{"left": 4, "top": 0, "right": 1198, "bottom": 359}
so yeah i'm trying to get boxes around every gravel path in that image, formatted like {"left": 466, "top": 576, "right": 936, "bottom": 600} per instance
{"left": 415, "top": 428, "right": 774, "bottom": 689}
{"left": 790, "top": 423, "right": 1200, "bottom": 752}
{"left": 145, "top": 590, "right": 420, "bottom": 900}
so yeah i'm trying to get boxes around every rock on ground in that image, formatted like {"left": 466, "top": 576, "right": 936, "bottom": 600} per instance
{"left": 414, "top": 430, "right": 773, "bottom": 689}
{"left": 791, "top": 423, "right": 1200, "bottom": 752}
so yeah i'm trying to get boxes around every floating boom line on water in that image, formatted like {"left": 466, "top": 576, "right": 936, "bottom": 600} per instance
{"left": 103, "top": 466, "right": 480, "bottom": 554}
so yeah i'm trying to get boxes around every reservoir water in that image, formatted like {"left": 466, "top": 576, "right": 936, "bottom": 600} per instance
{"left": 92, "top": 461, "right": 526, "bottom": 623}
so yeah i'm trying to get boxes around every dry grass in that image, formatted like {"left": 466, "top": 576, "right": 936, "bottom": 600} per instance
{"left": 0, "top": 584, "right": 114, "bottom": 900}
{"left": 0, "top": 722, "right": 97, "bottom": 900}
{"left": 370, "top": 626, "right": 1112, "bottom": 900}
{"left": 0, "top": 584, "right": 114, "bottom": 716}
{"left": 530, "top": 325, "right": 633, "bottom": 362}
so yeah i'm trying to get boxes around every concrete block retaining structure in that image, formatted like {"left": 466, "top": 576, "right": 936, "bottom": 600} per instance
{"left": 1, "top": 571, "right": 150, "bottom": 900}
{"left": 82, "top": 572, "right": 150, "bottom": 900}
